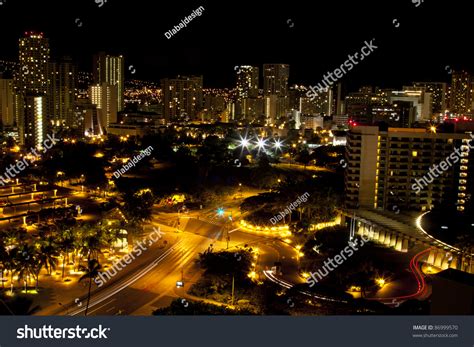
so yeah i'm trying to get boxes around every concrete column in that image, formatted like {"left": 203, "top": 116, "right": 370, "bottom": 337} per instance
{"left": 389, "top": 234, "right": 397, "bottom": 248}
{"left": 395, "top": 236, "right": 403, "bottom": 252}
{"left": 373, "top": 229, "right": 379, "bottom": 241}
{"left": 402, "top": 238, "right": 409, "bottom": 253}
{"left": 434, "top": 251, "right": 444, "bottom": 268}
{"left": 427, "top": 249, "right": 437, "bottom": 265}
{"left": 384, "top": 232, "right": 391, "bottom": 246}
{"left": 449, "top": 256, "right": 459, "bottom": 270}
{"left": 441, "top": 256, "right": 450, "bottom": 270}
{"left": 378, "top": 230, "right": 386, "bottom": 244}
{"left": 368, "top": 225, "right": 375, "bottom": 239}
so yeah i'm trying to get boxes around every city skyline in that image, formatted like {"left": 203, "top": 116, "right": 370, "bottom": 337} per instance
{"left": 0, "top": 0, "right": 472, "bottom": 89}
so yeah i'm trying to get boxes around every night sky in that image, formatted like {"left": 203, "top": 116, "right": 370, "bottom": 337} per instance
{"left": 0, "top": 0, "right": 470, "bottom": 90}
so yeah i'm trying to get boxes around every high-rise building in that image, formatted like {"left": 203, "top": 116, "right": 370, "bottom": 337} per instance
{"left": 390, "top": 88, "right": 432, "bottom": 123}
{"left": 413, "top": 82, "right": 447, "bottom": 114}
{"left": 48, "top": 57, "right": 76, "bottom": 129}
{"left": 93, "top": 53, "right": 124, "bottom": 111}
{"left": 344, "top": 87, "right": 390, "bottom": 124}
{"left": 0, "top": 76, "right": 15, "bottom": 126}
{"left": 301, "top": 115, "right": 324, "bottom": 130}
{"left": 345, "top": 126, "right": 474, "bottom": 212}
{"left": 17, "top": 32, "right": 50, "bottom": 95}
{"left": 235, "top": 98, "right": 264, "bottom": 120}
{"left": 263, "top": 64, "right": 289, "bottom": 97}
{"left": 89, "top": 83, "right": 118, "bottom": 134}
{"left": 161, "top": 75, "right": 203, "bottom": 121}
{"left": 22, "top": 95, "right": 47, "bottom": 148}
{"left": 236, "top": 66, "right": 259, "bottom": 99}
{"left": 16, "top": 32, "right": 50, "bottom": 146}
{"left": 449, "top": 70, "right": 472, "bottom": 114}
{"left": 264, "top": 95, "right": 289, "bottom": 125}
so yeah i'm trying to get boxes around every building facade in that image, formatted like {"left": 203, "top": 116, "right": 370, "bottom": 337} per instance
{"left": 345, "top": 126, "right": 474, "bottom": 212}
{"left": 93, "top": 53, "right": 124, "bottom": 112}
{"left": 161, "top": 75, "right": 203, "bottom": 122}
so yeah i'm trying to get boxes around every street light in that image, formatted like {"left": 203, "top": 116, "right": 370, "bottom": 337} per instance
{"left": 238, "top": 136, "right": 250, "bottom": 149}
{"left": 256, "top": 137, "right": 267, "bottom": 151}
{"left": 273, "top": 139, "right": 283, "bottom": 151}
{"left": 216, "top": 207, "right": 225, "bottom": 217}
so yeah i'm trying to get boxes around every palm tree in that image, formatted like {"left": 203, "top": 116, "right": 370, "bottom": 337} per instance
{"left": 58, "top": 229, "right": 75, "bottom": 279}
{"left": 5, "top": 248, "right": 18, "bottom": 291}
{"left": 82, "top": 235, "right": 102, "bottom": 261}
{"left": 15, "top": 245, "right": 37, "bottom": 293}
{"left": 36, "top": 237, "right": 59, "bottom": 276}
{"left": 79, "top": 259, "right": 102, "bottom": 316}
{"left": 0, "top": 243, "right": 7, "bottom": 290}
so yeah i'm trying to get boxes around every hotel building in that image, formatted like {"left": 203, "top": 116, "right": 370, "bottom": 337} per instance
{"left": 345, "top": 126, "right": 474, "bottom": 212}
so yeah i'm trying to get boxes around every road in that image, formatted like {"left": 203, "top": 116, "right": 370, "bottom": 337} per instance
{"left": 44, "top": 209, "right": 299, "bottom": 316}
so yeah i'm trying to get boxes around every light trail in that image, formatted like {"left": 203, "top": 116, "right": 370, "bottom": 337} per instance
{"left": 368, "top": 248, "right": 431, "bottom": 304}
{"left": 69, "top": 240, "right": 184, "bottom": 316}
{"left": 263, "top": 270, "right": 347, "bottom": 303}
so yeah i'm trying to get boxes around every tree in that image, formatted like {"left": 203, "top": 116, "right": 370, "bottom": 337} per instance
{"left": 15, "top": 245, "right": 37, "bottom": 293}
{"left": 81, "top": 235, "right": 102, "bottom": 262}
{"left": 0, "top": 240, "right": 7, "bottom": 290}
{"left": 79, "top": 259, "right": 102, "bottom": 316}
{"left": 36, "top": 237, "right": 59, "bottom": 275}
{"left": 123, "top": 189, "right": 155, "bottom": 226}
{"left": 58, "top": 228, "right": 75, "bottom": 279}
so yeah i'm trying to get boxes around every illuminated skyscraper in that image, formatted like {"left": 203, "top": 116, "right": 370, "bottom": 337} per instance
{"left": 17, "top": 32, "right": 50, "bottom": 95}
{"left": 89, "top": 83, "right": 118, "bottom": 134}
{"left": 23, "top": 95, "right": 46, "bottom": 148}
{"left": 236, "top": 66, "right": 259, "bottom": 99}
{"left": 263, "top": 64, "right": 289, "bottom": 97}
{"left": 161, "top": 75, "right": 203, "bottom": 121}
{"left": 413, "top": 82, "right": 447, "bottom": 114}
{"left": 93, "top": 53, "right": 124, "bottom": 111}
{"left": 449, "top": 70, "right": 471, "bottom": 114}
{"left": 0, "top": 76, "right": 15, "bottom": 126}
{"left": 48, "top": 57, "right": 76, "bottom": 129}
{"left": 16, "top": 32, "right": 50, "bottom": 146}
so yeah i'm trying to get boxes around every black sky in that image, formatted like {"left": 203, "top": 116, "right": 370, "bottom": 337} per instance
{"left": 0, "top": 0, "right": 470, "bottom": 90}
